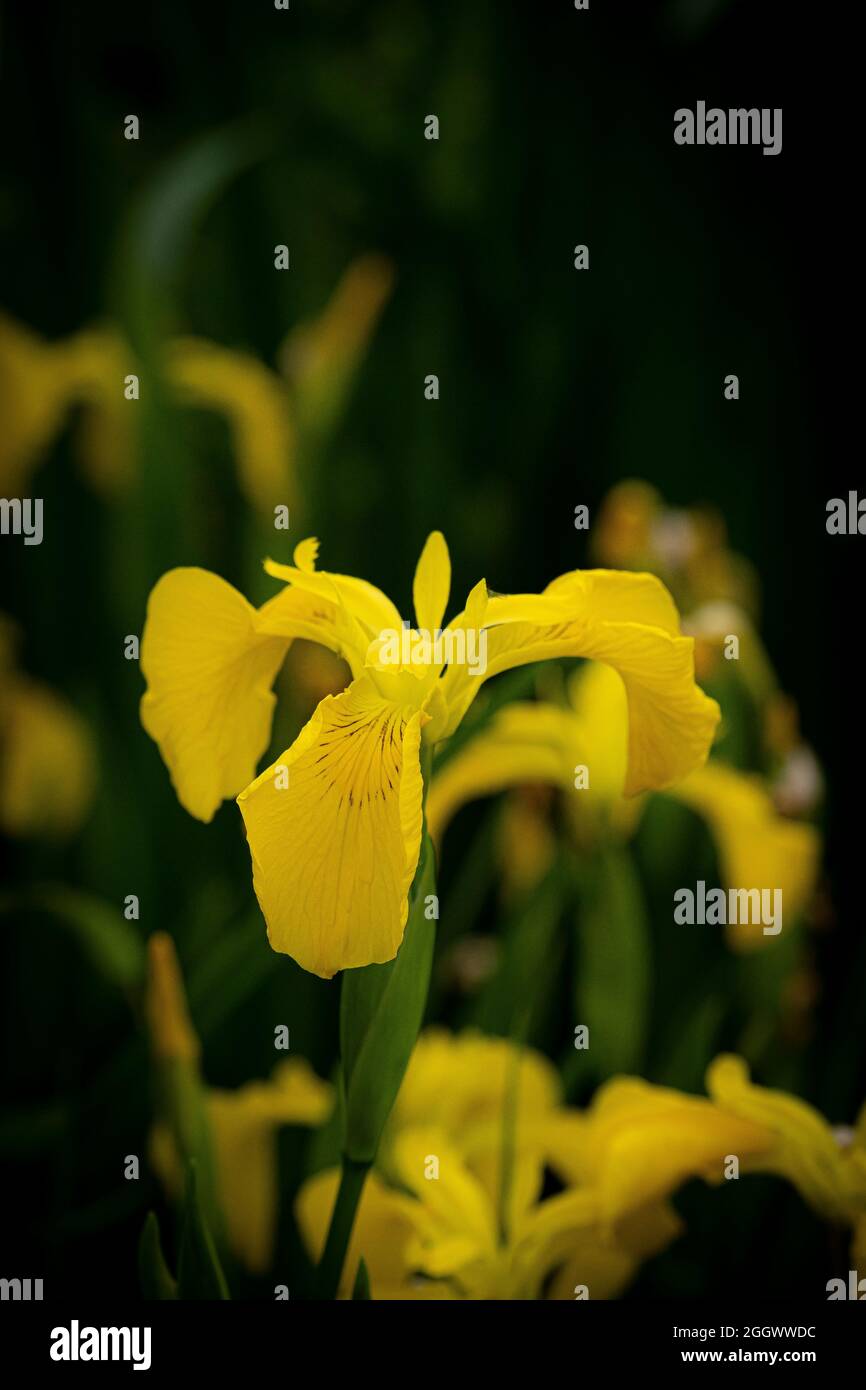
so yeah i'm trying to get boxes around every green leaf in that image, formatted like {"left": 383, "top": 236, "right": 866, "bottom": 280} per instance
{"left": 340, "top": 836, "right": 437, "bottom": 1164}
{"left": 655, "top": 995, "right": 725, "bottom": 1093}
{"left": 177, "top": 1161, "right": 230, "bottom": 1301}
{"left": 111, "top": 121, "right": 265, "bottom": 354}
{"left": 351, "top": 1257, "right": 372, "bottom": 1300}
{"left": 0, "top": 887, "right": 144, "bottom": 993}
{"left": 138, "top": 1212, "right": 178, "bottom": 1301}
{"left": 575, "top": 845, "right": 651, "bottom": 1079}
{"left": 469, "top": 859, "right": 565, "bottom": 1039}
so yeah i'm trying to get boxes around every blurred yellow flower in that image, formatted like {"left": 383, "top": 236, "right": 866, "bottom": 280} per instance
{"left": 672, "top": 763, "right": 820, "bottom": 949}
{"left": 0, "top": 313, "right": 78, "bottom": 496}
{"left": 0, "top": 616, "right": 94, "bottom": 838}
{"left": 145, "top": 932, "right": 333, "bottom": 1273}
{"left": 427, "top": 660, "right": 820, "bottom": 949}
{"left": 381, "top": 1027, "right": 560, "bottom": 1198}
{"left": 280, "top": 254, "right": 395, "bottom": 440}
{"left": 298, "top": 1126, "right": 677, "bottom": 1300}
{"left": 296, "top": 1030, "right": 784, "bottom": 1300}
{"left": 0, "top": 257, "right": 392, "bottom": 514}
{"left": 0, "top": 313, "right": 293, "bottom": 511}
{"left": 141, "top": 534, "right": 719, "bottom": 977}
{"left": 592, "top": 480, "right": 761, "bottom": 621}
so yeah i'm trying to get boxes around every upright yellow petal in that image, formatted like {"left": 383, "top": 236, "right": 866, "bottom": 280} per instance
{"left": 255, "top": 584, "right": 366, "bottom": 678}
{"left": 390, "top": 1028, "right": 562, "bottom": 1139}
{"left": 237, "top": 676, "right": 426, "bottom": 977}
{"left": 413, "top": 531, "right": 451, "bottom": 635}
{"left": 145, "top": 931, "right": 200, "bottom": 1064}
{"left": 280, "top": 254, "right": 394, "bottom": 439}
{"left": 140, "top": 569, "right": 289, "bottom": 821}
{"left": 265, "top": 536, "right": 402, "bottom": 654}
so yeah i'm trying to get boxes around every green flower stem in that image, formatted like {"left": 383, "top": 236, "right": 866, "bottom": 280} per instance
{"left": 315, "top": 743, "right": 438, "bottom": 1299}
{"left": 497, "top": 1043, "right": 521, "bottom": 1246}
{"left": 314, "top": 1157, "right": 371, "bottom": 1300}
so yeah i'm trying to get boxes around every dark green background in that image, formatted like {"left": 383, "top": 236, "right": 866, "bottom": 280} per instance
{"left": 1, "top": 0, "right": 861, "bottom": 1299}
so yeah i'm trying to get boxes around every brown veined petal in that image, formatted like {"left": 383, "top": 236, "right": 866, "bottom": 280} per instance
{"left": 237, "top": 676, "right": 427, "bottom": 978}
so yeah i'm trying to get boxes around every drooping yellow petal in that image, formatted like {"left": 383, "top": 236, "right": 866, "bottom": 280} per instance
{"left": 413, "top": 531, "right": 451, "bottom": 636}
{"left": 0, "top": 675, "right": 95, "bottom": 838}
{"left": 669, "top": 762, "right": 820, "bottom": 950}
{"left": 545, "top": 1075, "right": 772, "bottom": 1225}
{"left": 140, "top": 568, "right": 289, "bottom": 822}
{"left": 237, "top": 676, "right": 427, "bottom": 977}
{"left": 439, "top": 569, "right": 720, "bottom": 794}
{"left": 167, "top": 337, "right": 295, "bottom": 514}
{"left": 706, "top": 1055, "right": 852, "bottom": 1221}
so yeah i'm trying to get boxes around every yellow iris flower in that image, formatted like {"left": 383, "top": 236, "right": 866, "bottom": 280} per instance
{"left": 427, "top": 660, "right": 820, "bottom": 949}
{"left": 296, "top": 1028, "right": 784, "bottom": 1299}
{"left": 298, "top": 1127, "right": 679, "bottom": 1300}
{"left": 140, "top": 536, "right": 720, "bottom": 977}
{"left": 299, "top": 1029, "right": 866, "bottom": 1299}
